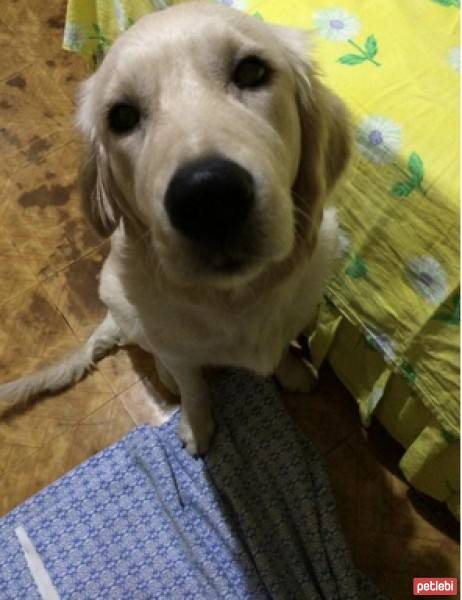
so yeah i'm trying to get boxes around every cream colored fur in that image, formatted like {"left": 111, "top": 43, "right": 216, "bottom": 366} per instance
{"left": 0, "top": 2, "right": 351, "bottom": 455}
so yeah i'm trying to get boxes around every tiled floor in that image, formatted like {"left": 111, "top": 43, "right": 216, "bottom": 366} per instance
{"left": 0, "top": 2, "right": 459, "bottom": 598}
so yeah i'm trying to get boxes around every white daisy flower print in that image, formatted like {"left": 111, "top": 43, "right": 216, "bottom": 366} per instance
{"left": 220, "top": 0, "right": 247, "bottom": 10}
{"left": 313, "top": 9, "right": 360, "bottom": 42}
{"left": 448, "top": 47, "right": 460, "bottom": 72}
{"left": 365, "top": 327, "right": 397, "bottom": 364}
{"left": 63, "top": 21, "right": 87, "bottom": 52}
{"left": 356, "top": 116, "right": 402, "bottom": 164}
{"left": 406, "top": 255, "right": 448, "bottom": 305}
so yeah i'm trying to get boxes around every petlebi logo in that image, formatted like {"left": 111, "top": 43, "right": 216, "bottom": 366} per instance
{"left": 413, "top": 578, "right": 457, "bottom": 596}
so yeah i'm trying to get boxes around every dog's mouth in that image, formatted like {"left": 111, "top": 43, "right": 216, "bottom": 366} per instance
{"left": 153, "top": 217, "right": 265, "bottom": 287}
{"left": 191, "top": 231, "right": 260, "bottom": 277}
{"left": 209, "top": 255, "right": 248, "bottom": 274}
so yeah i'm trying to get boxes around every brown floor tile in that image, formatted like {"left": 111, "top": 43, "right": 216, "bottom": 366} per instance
{"left": 0, "top": 62, "right": 74, "bottom": 177}
{"left": 43, "top": 50, "right": 90, "bottom": 104}
{"left": 2, "top": 364, "right": 112, "bottom": 425}
{"left": 0, "top": 284, "right": 77, "bottom": 381}
{"left": 117, "top": 378, "right": 177, "bottom": 427}
{"left": 0, "top": 142, "right": 102, "bottom": 283}
{"left": 1, "top": 0, "right": 69, "bottom": 63}
{"left": 318, "top": 410, "right": 459, "bottom": 597}
{"left": 358, "top": 421, "right": 460, "bottom": 544}
{"left": 355, "top": 529, "right": 460, "bottom": 600}
{"left": 0, "top": 284, "right": 115, "bottom": 478}
{"left": 0, "top": 377, "right": 116, "bottom": 514}
{"left": 43, "top": 244, "right": 109, "bottom": 341}
{"left": 323, "top": 439, "right": 358, "bottom": 549}
{"left": 390, "top": 472, "right": 460, "bottom": 544}
{"left": 350, "top": 429, "right": 395, "bottom": 536}
{"left": 98, "top": 347, "right": 158, "bottom": 395}
{"left": 0, "top": 395, "right": 135, "bottom": 515}
{"left": 0, "top": 226, "right": 37, "bottom": 306}
{"left": 0, "top": 19, "right": 35, "bottom": 82}
{"left": 56, "top": 394, "right": 136, "bottom": 465}
{"left": 283, "top": 364, "right": 361, "bottom": 455}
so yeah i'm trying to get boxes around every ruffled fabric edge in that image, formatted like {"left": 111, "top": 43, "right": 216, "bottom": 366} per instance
{"left": 311, "top": 297, "right": 460, "bottom": 519}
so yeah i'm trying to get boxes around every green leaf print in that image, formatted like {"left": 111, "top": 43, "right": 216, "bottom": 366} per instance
{"left": 89, "top": 23, "right": 112, "bottom": 62}
{"left": 391, "top": 181, "right": 415, "bottom": 197}
{"left": 408, "top": 152, "right": 424, "bottom": 184}
{"left": 391, "top": 152, "right": 426, "bottom": 197}
{"left": 433, "top": 293, "right": 460, "bottom": 325}
{"left": 338, "top": 54, "right": 366, "bottom": 65}
{"left": 432, "top": 0, "right": 460, "bottom": 7}
{"left": 364, "top": 35, "right": 378, "bottom": 58}
{"left": 338, "top": 37, "right": 381, "bottom": 67}
{"left": 400, "top": 361, "right": 417, "bottom": 385}
{"left": 345, "top": 254, "right": 368, "bottom": 278}
{"left": 253, "top": 11, "right": 264, "bottom": 20}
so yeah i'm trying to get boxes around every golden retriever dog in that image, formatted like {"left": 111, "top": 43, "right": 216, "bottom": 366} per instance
{"left": 0, "top": 2, "right": 351, "bottom": 456}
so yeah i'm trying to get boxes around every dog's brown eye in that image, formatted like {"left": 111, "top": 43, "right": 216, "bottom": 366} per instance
{"left": 233, "top": 56, "right": 271, "bottom": 89}
{"left": 108, "top": 103, "right": 140, "bottom": 134}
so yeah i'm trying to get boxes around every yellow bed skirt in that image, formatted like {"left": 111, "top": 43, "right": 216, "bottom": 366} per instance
{"left": 311, "top": 301, "right": 459, "bottom": 518}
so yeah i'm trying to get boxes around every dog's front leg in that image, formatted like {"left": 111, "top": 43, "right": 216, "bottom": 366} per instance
{"left": 154, "top": 356, "right": 179, "bottom": 396}
{"left": 169, "top": 364, "right": 215, "bottom": 457}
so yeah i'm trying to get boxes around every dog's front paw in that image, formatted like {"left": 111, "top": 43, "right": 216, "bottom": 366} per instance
{"left": 275, "top": 352, "right": 317, "bottom": 394}
{"left": 178, "top": 412, "right": 215, "bottom": 457}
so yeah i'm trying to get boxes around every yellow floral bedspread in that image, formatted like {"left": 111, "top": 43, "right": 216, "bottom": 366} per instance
{"left": 64, "top": 0, "right": 460, "bottom": 516}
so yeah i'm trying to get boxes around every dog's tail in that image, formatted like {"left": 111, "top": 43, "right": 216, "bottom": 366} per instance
{"left": 0, "top": 313, "right": 121, "bottom": 412}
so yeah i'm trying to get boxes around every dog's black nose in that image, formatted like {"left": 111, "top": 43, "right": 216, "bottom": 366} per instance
{"left": 165, "top": 157, "right": 255, "bottom": 244}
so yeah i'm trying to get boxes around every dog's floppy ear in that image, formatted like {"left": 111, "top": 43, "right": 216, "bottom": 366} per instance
{"left": 272, "top": 26, "right": 351, "bottom": 244}
{"left": 76, "top": 76, "right": 123, "bottom": 237}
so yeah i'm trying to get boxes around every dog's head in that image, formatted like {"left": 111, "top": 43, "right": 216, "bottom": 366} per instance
{"left": 77, "top": 2, "right": 351, "bottom": 289}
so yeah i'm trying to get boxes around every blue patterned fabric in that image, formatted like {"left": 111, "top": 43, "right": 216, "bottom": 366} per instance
{"left": 0, "top": 369, "right": 385, "bottom": 599}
